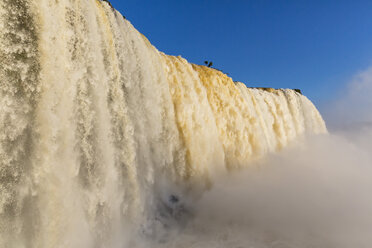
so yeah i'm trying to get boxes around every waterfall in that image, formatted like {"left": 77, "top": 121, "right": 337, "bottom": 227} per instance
{"left": 0, "top": 0, "right": 326, "bottom": 247}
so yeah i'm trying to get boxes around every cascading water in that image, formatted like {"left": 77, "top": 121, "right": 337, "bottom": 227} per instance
{"left": 0, "top": 0, "right": 326, "bottom": 247}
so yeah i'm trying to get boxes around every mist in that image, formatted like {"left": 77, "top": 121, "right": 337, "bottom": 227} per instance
{"left": 141, "top": 67, "right": 372, "bottom": 248}
{"left": 323, "top": 66, "right": 372, "bottom": 128}
{"left": 0, "top": 1, "right": 369, "bottom": 247}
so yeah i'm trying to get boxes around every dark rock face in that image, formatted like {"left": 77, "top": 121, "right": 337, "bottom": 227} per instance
{"left": 101, "top": 0, "right": 113, "bottom": 8}
{"left": 169, "top": 194, "right": 179, "bottom": 204}
{"left": 294, "top": 89, "right": 302, "bottom": 94}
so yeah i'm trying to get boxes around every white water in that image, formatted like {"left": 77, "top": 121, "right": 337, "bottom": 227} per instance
{"left": 0, "top": 1, "right": 327, "bottom": 247}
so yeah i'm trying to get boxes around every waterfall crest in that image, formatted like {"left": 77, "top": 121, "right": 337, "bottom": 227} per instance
{"left": 0, "top": 0, "right": 326, "bottom": 247}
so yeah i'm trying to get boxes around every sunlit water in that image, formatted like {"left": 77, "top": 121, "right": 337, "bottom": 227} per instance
{"left": 0, "top": 1, "right": 340, "bottom": 247}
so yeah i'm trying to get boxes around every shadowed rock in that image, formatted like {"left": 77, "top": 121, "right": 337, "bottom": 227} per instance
{"left": 294, "top": 88, "right": 302, "bottom": 94}
{"left": 101, "top": 0, "right": 113, "bottom": 8}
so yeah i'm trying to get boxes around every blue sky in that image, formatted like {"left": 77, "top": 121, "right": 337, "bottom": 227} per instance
{"left": 108, "top": 0, "right": 372, "bottom": 106}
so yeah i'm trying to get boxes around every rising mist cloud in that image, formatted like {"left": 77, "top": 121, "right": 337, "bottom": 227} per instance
{"left": 324, "top": 66, "right": 372, "bottom": 128}
{"left": 147, "top": 66, "right": 372, "bottom": 248}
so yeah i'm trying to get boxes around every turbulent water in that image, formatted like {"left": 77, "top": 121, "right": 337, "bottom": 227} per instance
{"left": 0, "top": 0, "right": 326, "bottom": 247}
